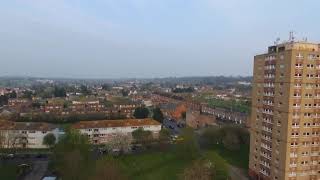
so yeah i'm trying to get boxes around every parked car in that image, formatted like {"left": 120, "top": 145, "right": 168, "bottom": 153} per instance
{"left": 42, "top": 176, "right": 57, "bottom": 180}
{"left": 18, "top": 163, "right": 32, "bottom": 177}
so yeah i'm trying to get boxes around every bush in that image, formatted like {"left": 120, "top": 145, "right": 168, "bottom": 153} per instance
{"left": 201, "top": 125, "right": 249, "bottom": 151}
{"left": 176, "top": 128, "right": 199, "bottom": 160}
{"left": 133, "top": 107, "right": 149, "bottom": 119}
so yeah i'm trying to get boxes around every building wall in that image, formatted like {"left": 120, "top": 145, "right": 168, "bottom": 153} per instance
{"left": 0, "top": 128, "right": 62, "bottom": 149}
{"left": 186, "top": 110, "right": 216, "bottom": 129}
{"left": 78, "top": 125, "right": 161, "bottom": 144}
{"left": 249, "top": 42, "right": 320, "bottom": 180}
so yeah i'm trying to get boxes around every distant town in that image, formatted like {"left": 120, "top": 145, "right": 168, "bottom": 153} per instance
{"left": 0, "top": 76, "right": 251, "bottom": 179}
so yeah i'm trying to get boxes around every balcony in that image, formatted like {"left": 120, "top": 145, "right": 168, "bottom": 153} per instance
{"left": 292, "top": 115, "right": 300, "bottom": 119}
{"left": 260, "top": 153, "right": 272, "bottom": 160}
{"left": 264, "top": 93, "right": 274, "bottom": 97}
{"left": 260, "top": 161, "right": 270, "bottom": 168}
{"left": 261, "top": 136, "right": 272, "bottom": 142}
{"left": 259, "top": 170, "right": 269, "bottom": 176}
{"left": 311, "top": 152, "right": 319, "bottom": 156}
{"left": 262, "top": 119, "right": 273, "bottom": 125}
{"left": 263, "top": 110, "right": 273, "bottom": 115}
{"left": 262, "top": 127, "right": 272, "bottom": 133}
{"left": 261, "top": 144, "right": 272, "bottom": 151}
{"left": 290, "top": 153, "right": 298, "bottom": 158}
{"left": 288, "top": 172, "right": 297, "bottom": 177}
{"left": 289, "top": 164, "right": 297, "bottom": 168}
{"left": 293, "top": 105, "right": 301, "bottom": 109}
{"left": 263, "top": 102, "right": 274, "bottom": 106}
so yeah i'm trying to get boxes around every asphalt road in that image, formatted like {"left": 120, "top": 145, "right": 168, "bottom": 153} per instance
{"left": 23, "top": 160, "right": 48, "bottom": 180}
{"left": 1, "top": 154, "right": 49, "bottom": 180}
{"left": 162, "top": 118, "right": 181, "bottom": 134}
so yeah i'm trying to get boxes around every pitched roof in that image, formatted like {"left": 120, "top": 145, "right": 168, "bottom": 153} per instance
{"left": 72, "top": 118, "right": 161, "bottom": 129}
{"left": 0, "top": 120, "right": 57, "bottom": 131}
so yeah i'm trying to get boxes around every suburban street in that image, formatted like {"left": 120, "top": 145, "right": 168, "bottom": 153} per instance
{"left": 23, "top": 160, "right": 48, "bottom": 180}
{"left": 1, "top": 154, "right": 49, "bottom": 180}
{"left": 162, "top": 118, "right": 181, "bottom": 135}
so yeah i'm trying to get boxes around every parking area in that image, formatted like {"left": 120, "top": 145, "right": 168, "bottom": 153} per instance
{"left": 162, "top": 118, "right": 185, "bottom": 135}
{"left": 0, "top": 153, "right": 50, "bottom": 180}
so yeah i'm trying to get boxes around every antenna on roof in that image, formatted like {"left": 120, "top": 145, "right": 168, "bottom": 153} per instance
{"left": 289, "top": 31, "right": 295, "bottom": 42}
{"left": 274, "top": 37, "right": 280, "bottom": 45}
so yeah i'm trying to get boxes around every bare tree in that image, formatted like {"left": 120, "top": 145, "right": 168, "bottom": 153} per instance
{"left": 105, "top": 133, "right": 131, "bottom": 154}
{"left": 0, "top": 131, "right": 6, "bottom": 148}
{"left": 4, "top": 131, "right": 25, "bottom": 148}
{"left": 180, "top": 160, "right": 215, "bottom": 180}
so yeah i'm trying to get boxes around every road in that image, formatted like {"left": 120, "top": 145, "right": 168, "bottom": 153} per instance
{"left": 162, "top": 118, "right": 183, "bottom": 135}
{"left": 23, "top": 160, "right": 48, "bottom": 180}
{"left": 1, "top": 153, "right": 50, "bottom": 180}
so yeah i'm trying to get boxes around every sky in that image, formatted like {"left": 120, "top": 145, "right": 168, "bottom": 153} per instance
{"left": 0, "top": 0, "right": 319, "bottom": 78}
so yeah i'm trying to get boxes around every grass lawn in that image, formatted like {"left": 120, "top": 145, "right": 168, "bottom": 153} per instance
{"left": 117, "top": 151, "right": 191, "bottom": 180}
{"left": 0, "top": 164, "right": 18, "bottom": 180}
{"left": 210, "top": 144, "right": 249, "bottom": 169}
{"left": 116, "top": 149, "right": 229, "bottom": 180}
{"left": 203, "top": 151, "right": 229, "bottom": 179}
{"left": 206, "top": 98, "right": 250, "bottom": 113}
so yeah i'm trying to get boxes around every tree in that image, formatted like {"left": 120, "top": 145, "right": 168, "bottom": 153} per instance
{"left": 32, "top": 102, "right": 41, "bottom": 109}
{"left": 152, "top": 108, "right": 164, "bottom": 123}
{"left": 180, "top": 159, "right": 215, "bottom": 180}
{"left": 0, "top": 131, "right": 6, "bottom": 148}
{"left": 105, "top": 133, "right": 131, "bottom": 154}
{"left": 200, "top": 126, "right": 222, "bottom": 148}
{"left": 52, "top": 129, "right": 92, "bottom": 180}
{"left": 53, "top": 86, "right": 66, "bottom": 97}
{"left": 91, "top": 156, "right": 127, "bottom": 180}
{"left": 101, "top": 84, "right": 112, "bottom": 91}
{"left": 121, "top": 89, "right": 129, "bottom": 97}
{"left": 176, "top": 128, "right": 199, "bottom": 160}
{"left": 0, "top": 95, "right": 8, "bottom": 106}
{"left": 5, "top": 131, "right": 24, "bottom": 148}
{"left": 132, "top": 128, "right": 153, "bottom": 145}
{"left": 133, "top": 107, "right": 149, "bottom": 119}
{"left": 158, "top": 128, "right": 171, "bottom": 150}
{"left": 8, "top": 91, "right": 17, "bottom": 98}
{"left": 43, "top": 133, "right": 56, "bottom": 148}
{"left": 22, "top": 90, "right": 33, "bottom": 99}
{"left": 222, "top": 131, "right": 240, "bottom": 151}
{"left": 181, "top": 111, "right": 186, "bottom": 119}
{"left": 80, "top": 85, "right": 91, "bottom": 95}
{"left": 219, "top": 125, "right": 249, "bottom": 150}
{"left": 159, "top": 128, "right": 171, "bottom": 142}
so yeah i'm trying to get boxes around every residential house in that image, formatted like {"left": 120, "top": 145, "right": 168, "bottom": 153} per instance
{"left": 186, "top": 110, "right": 216, "bottom": 129}
{"left": 72, "top": 118, "right": 161, "bottom": 145}
{"left": 0, "top": 120, "right": 63, "bottom": 148}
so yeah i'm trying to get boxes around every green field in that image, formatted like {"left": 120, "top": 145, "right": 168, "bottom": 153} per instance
{"left": 211, "top": 144, "right": 249, "bottom": 169}
{"left": 207, "top": 98, "right": 250, "bottom": 113}
{"left": 116, "top": 149, "right": 229, "bottom": 180}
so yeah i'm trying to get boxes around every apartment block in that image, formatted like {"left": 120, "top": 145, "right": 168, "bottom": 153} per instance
{"left": 0, "top": 121, "right": 63, "bottom": 148}
{"left": 249, "top": 41, "right": 320, "bottom": 180}
{"left": 72, "top": 118, "right": 161, "bottom": 144}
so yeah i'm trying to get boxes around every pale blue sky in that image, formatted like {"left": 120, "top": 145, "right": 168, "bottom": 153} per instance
{"left": 0, "top": 0, "right": 319, "bottom": 78}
